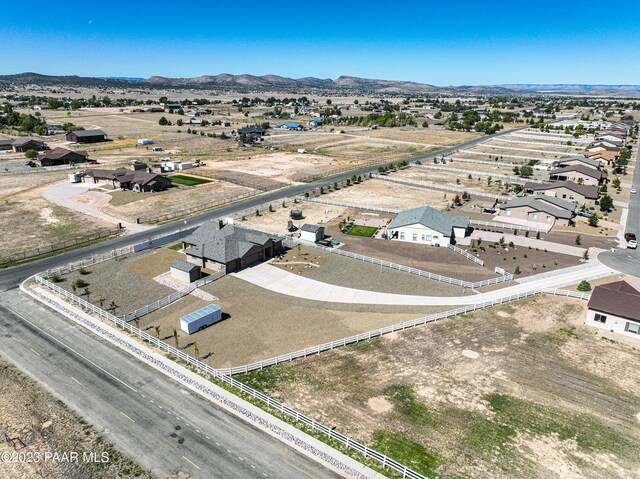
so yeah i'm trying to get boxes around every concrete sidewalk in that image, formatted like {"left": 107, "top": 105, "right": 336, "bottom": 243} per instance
{"left": 232, "top": 262, "right": 615, "bottom": 306}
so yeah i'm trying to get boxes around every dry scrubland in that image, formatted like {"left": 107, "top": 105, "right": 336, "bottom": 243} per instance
{"left": 0, "top": 357, "right": 152, "bottom": 479}
{"left": 238, "top": 295, "right": 640, "bottom": 479}
{"left": 0, "top": 171, "right": 114, "bottom": 261}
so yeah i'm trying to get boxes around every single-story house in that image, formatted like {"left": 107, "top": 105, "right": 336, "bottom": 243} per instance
{"left": 299, "top": 224, "right": 325, "bottom": 243}
{"left": 276, "top": 123, "right": 303, "bottom": 130}
{"left": 12, "top": 138, "right": 46, "bottom": 152}
{"left": 549, "top": 164, "right": 608, "bottom": 186}
{"left": 38, "top": 147, "right": 89, "bottom": 167}
{"left": 308, "top": 119, "right": 323, "bottom": 127}
{"left": 187, "top": 110, "right": 208, "bottom": 117}
{"left": 584, "top": 141, "right": 621, "bottom": 153}
{"left": 170, "top": 259, "right": 201, "bottom": 283}
{"left": 235, "top": 126, "right": 264, "bottom": 141}
{"left": 524, "top": 181, "right": 599, "bottom": 205}
{"left": 0, "top": 139, "right": 15, "bottom": 150}
{"left": 583, "top": 149, "right": 619, "bottom": 164}
{"left": 83, "top": 168, "right": 171, "bottom": 192}
{"left": 386, "top": 205, "right": 469, "bottom": 246}
{"left": 66, "top": 129, "right": 107, "bottom": 143}
{"left": 45, "top": 124, "right": 65, "bottom": 135}
{"left": 585, "top": 281, "right": 640, "bottom": 340}
{"left": 498, "top": 196, "right": 576, "bottom": 227}
{"left": 595, "top": 133, "right": 625, "bottom": 143}
{"left": 163, "top": 103, "right": 182, "bottom": 111}
{"left": 182, "top": 221, "right": 282, "bottom": 273}
{"left": 553, "top": 156, "right": 604, "bottom": 170}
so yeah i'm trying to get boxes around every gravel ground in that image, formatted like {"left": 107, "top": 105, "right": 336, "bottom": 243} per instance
{"left": 275, "top": 246, "right": 476, "bottom": 296}
{"left": 138, "top": 275, "right": 455, "bottom": 368}
{"left": 58, "top": 249, "right": 180, "bottom": 314}
{"left": 0, "top": 357, "right": 152, "bottom": 479}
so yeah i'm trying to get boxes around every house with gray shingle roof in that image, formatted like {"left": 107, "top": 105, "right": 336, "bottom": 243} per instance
{"left": 386, "top": 205, "right": 469, "bottom": 246}
{"left": 524, "top": 180, "right": 599, "bottom": 205}
{"left": 498, "top": 195, "right": 576, "bottom": 227}
{"left": 182, "top": 221, "right": 282, "bottom": 273}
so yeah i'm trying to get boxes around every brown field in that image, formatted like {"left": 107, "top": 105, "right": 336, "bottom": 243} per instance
{"left": 237, "top": 295, "right": 640, "bottom": 479}
{"left": 347, "top": 125, "right": 482, "bottom": 147}
{"left": 393, "top": 167, "right": 512, "bottom": 195}
{"left": 0, "top": 171, "right": 115, "bottom": 262}
{"left": 140, "top": 272, "right": 454, "bottom": 369}
{"left": 320, "top": 178, "right": 452, "bottom": 211}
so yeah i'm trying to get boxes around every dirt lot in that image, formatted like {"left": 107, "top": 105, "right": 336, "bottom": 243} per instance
{"left": 237, "top": 295, "right": 640, "bottom": 479}
{"left": 101, "top": 180, "right": 256, "bottom": 222}
{"left": 272, "top": 245, "right": 475, "bottom": 296}
{"left": 139, "top": 274, "right": 454, "bottom": 369}
{"left": 0, "top": 357, "right": 152, "bottom": 479}
{"left": 321, "top": 178, "right": 452, "bottom": 210}
{"left": 393, "top": 167, "right": 514, "bottom": 196}
{"left": 242, "top": 199, "right": 347, "bottom": 234}
{"left": 197, "top": 150, "right": 370, "bottom": 183}
{"left": 0, "top": 171, "right": 115, "bottom": 262}
{"left": 57, "top": 248, "right": 184, "bottom": 314}
{"left": 347, "top": 125, "right": 482, "bottom": 147}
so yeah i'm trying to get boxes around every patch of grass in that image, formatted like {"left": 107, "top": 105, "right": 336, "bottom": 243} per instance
{"left": 347, "top": 225, "right": 378, "bottom": 237}
{"left": 169, "top": 174, "right": 212, "bottom": 186}
{"left": 384, "top": 384, "right": 435, "bottom": 425}
{"left": 236, "top": 364, "right": 314, "bottom": 395}
{"left": 347, "top": 337, "right": 383, "bottom": 353}
{"left": 459, "top": 409, "right": 516, "bottom": 451}
{"left": 487, "top": 394, "right": 632, "bottom": 454}
{"left": 167, "top": 242, "right": 183, "bottom": 251}
{"left": 372, "top": 430, "right": 440, "bottom": 478}
{"left": 546, "top": 325, "right": 577, "bottom": 343}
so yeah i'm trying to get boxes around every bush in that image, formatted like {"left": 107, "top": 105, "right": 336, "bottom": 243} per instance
{"left": 49, "top": 273, "right": 62, "bottom": 283}
{"left": 577, "top": 280, "right": 592, "bottom": 292}
{"left": 73, "top": 278, "right": 88, "bottom": 289}
{"left": 514, "top": 266, "right": 521, "bottom": 275}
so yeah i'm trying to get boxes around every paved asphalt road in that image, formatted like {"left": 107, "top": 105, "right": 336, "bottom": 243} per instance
{"left": 0, "top": 127, "right": 523, "bottom": 478}
{"left": 599, "top": 142, "right": 640, "bottom": 276}
{"left": 0, "top": 289, "right": 342, "bottom": 479}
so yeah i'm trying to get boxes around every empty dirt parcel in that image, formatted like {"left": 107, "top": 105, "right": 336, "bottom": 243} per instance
{"left": 237, "top": 295, "right": 640, "bottom": 479}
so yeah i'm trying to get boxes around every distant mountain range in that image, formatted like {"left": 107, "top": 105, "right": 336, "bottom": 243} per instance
{"left": 1, "top": 72, "right": 639, "bottom": 96}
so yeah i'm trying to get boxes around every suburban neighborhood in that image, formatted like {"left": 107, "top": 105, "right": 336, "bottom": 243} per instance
{"left": 1, "top": 4, "right": 640, "bottom": 479}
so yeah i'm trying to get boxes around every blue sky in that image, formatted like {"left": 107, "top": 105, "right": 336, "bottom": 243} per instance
{"left": 1, "top": 0, "right": 639, "bottom": 85}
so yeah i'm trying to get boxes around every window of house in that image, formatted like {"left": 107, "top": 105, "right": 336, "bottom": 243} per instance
{"left": 594, "top": 313, "right": 607, "bottom": 324}
{"left": 546, "top": 215, "right": 552, "bottom": 222}
{"left": 412, "top": 233, "right": 417, "bottom": 241}
{"left": 426, "top": 235, "right": 432, "bottom": 241}
{"left": 625, "top": 322, "right": 640, "bottom": 335}
{"left": 421, "top": 235, "right": 425, "bottom": 241}
{"left": 399, "top": 232, "right": 405, "bottom": 240}
{"left": 531, "top": 213, "right": 538, "bottom": 220}
{"left": 562, "top": 194, "right": 567, "bottom": 198}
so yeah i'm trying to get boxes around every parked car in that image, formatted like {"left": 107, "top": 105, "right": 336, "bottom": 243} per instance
{"left": 624, "top": 232, "right": 636, "bottom": 242}
{"left": 631, "top": 187, "right": 637, "bottom": 194}
{"left": 628, "top": 239, "right": 638, "bottom": 249}
{"left": 577, "top": 210, "right": 594, "bottom": 217}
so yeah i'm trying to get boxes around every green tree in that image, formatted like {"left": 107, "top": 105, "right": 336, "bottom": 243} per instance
{"left": 588, "top": 215, "right": 599, "bottom": 227}
{"left": 599, "top": 195, "right": 613, "bottom": 212}
{"left": 577, "top": 280, "right": 592, "bottom": 291}
{"left": 158, "top": 116, "right": 169, "bottom": 126}
{"left": 24, "top": 149, "right": 38, "bottom": 160}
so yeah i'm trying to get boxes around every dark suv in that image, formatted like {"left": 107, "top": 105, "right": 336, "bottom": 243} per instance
{"left": 624, "top": 233, "right": 636, "bottom": 242}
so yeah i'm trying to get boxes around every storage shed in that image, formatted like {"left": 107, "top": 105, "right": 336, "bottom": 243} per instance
{"left": 180, "top": 304, "right": 222, "bottom": 335}
{"left": 170, "top": 259, "right": 201, "bottom": 283}
{"left": 300, "top": 224, "right": 325, "bottom": 243}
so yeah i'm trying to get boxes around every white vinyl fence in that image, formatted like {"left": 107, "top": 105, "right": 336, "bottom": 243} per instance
{"left": 412, "top": 164, "right": 549, "bottom": 184}
{"left": 470, "top": 219, "right": 551, "bottom": 233}
{"left": 121, "top": 269, "right": 226, "bottom": 321}
{"left": 220, "top": 287, "right": 591, "bottom": 375}
{"left": 299, "top": 196, "right": 400, "bottom": 214}
{"left": 373, "top": 174, "right": 509, "bottom": 200}
{"left": 447, "top": 243, "right": 484, "bottom": 266}
{"left": 33, "top": 274, "right": 429, "bottom": 479}
{"left": 284, "top": 239, "right": 513, "bottom": 289}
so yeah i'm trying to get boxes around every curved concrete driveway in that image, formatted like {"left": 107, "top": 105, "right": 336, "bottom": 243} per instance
{"left": 232, "top": 262, "right": 616, "bottom": 306}
{"left": 43, "top": 181, "right": 150, "bottom": 234}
